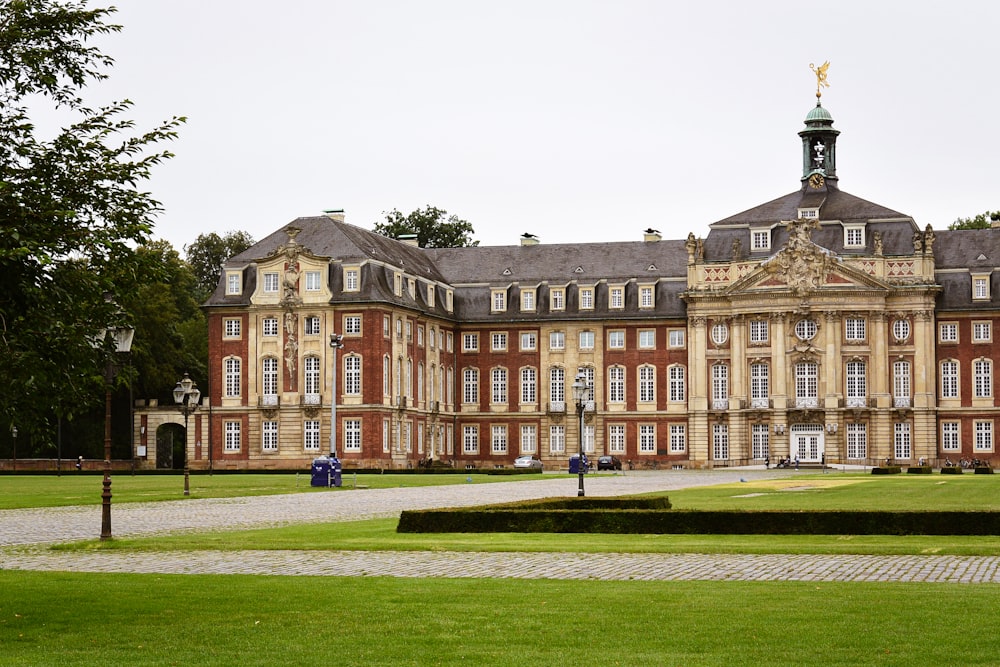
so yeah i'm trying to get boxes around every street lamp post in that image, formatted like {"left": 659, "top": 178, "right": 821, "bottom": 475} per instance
{"left": 10, "top": 426, "right": 16, "bottom": 473}
{"left": 571, "top": 371, "right": 588, "bottom": 498}
{"left": 99, "top": 325, "right": 134, "bottom": 540}
{"left": 329, "top": 334, "right": 344, "bottom": 457}
{"left": 173, "top": 373, "right": 201, "bottom": 496}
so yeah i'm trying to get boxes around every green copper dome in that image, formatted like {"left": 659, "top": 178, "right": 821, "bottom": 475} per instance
{"left": 805, "top": 102, "right": 833, "bottom": 123}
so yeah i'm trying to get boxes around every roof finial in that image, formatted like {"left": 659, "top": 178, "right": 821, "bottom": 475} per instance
{"left": 810, "top": 61, "right": 830, "bottom": 100}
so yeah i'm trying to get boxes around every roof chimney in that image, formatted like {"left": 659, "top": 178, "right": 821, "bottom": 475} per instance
{"left": 398, "top": 233, "right": 420, "bottom": 247}
{"left": 324, "top": 209, "right": 345, "bottom": 222}
{"left": 520, "top": 233, "right": 539, "bottom": 246}
{"left": 643, "top": 228, "right": 661, "bottom": 242}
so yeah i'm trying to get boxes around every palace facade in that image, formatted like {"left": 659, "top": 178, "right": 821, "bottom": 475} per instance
{"left": 134, "top": 96, "right": 1000, "bottom": 470}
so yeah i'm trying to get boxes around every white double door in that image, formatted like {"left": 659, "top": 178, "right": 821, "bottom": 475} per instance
{"left": 791, "top": 426, "right": 824, "bottom": 463}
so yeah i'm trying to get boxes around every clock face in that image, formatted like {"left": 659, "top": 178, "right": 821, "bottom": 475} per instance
{"left": 808, "top": 173, "right": 825, "bottom": 189}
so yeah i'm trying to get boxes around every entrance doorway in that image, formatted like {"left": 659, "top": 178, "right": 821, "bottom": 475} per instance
{"left": 790, "top": 424, "right": 824, "bottom": 463}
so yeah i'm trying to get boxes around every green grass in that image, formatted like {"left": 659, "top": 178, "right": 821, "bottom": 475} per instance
{"left": 0, "top": 471, "right": 546, "bottom": 509}
{"left": 3, "top": 571, "right": 999, "bottom": 666}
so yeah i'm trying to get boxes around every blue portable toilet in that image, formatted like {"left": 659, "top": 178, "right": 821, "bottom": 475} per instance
{"left": 330, "top": 456, "right": 343, "bottom": 488}
{"left": 311, "top": 456, "right": 332, "bottom": 487}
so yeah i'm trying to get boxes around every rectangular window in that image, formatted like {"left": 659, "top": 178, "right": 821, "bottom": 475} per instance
{"left": 669, "top": 424, "right": 686, "bottom": 453}
{"left": 639, "top": 424, "right": 656, "bottom": 453}
{"left": 520, "top": 332, "right": 537, "bottom": 351}
{"left": 427, "top": 284, "right": 435, "bottom": 308}
{"left": 447, "top": 332, "right": 454, "bottom": 352}
{"left": 894, "top": 422, "right": 912, "bottom": 459}
{"left": 262, "top": 357, "right": 278, "bottom": 400}
{"left": 669, "top": 366, "right": 686, "bottom": 402}
{"left": 844, "top": 226, "right": 865, "bottom": 247}
{"left": 262, "top": 421, "right": 278, "bottom": 452}
{"left": 973, "top": 322, "right": 992, "bottom": 342}
{"left": 549, "top": 367, "right": 565, "bottom": 403}
{"left": 463, "top": 425, "right": 478, "bottom": 454}
{"left": 550, "top": 288, "right": 565, "bottom": 311}
{"left": 343, "top": 419, "right": 361, "bottom": 452}
{"left": 846, "top": 361, "right": 867, "bottom": 406}
{"left": 463, "top": 368, "right": 478, "bottom": 404}
{"left": 795, "top": 362, "right": 818, "bottom": 408}
{"left": 940, "top": 361, "right": 958, "bottom": 399}
{"left": 344, "top": 268, "right": 359, "bottom": 292}
{"left": 262, "top": 317, "right": 278, "bottom": 337}
{"left": 668, "top": 329, "right": 685, "bottom": 348}
{"left": 383, "top": 315, "right": 390, "bottom": 338}
{"left": 520, "top": 425, "right": 537, "bottom": 454}
{"left": 752, "top": 230, "right": 771, "bottom": 250}
{"left": 893, "top": 360, "right": 911, "bottom": 407}
{"left": 491, "top": 425, "right": 508, "bottom": 454}
{"left": 345, "top": 355, "right": 361, "bottom": 395}
{"left": 446, "top": 290, "right": 453, "bottom": 312}
{"left": 224, "top": 318, "right": 241, "bottom": 338}
{"left": 750, "top": 363, "right": 768, "bottom": 407}
{"left": 549, "top": 425, "right": 565, "bottom": 453}
{"left": 973, "top": 276, "right": 990, "bottom": 300}
{"left": 304, "top": 316, "right": 320, "bottom": 335}
{"left": 521, "top": 289, "right": 535, "bottom": 311}
{"left": 549, "top": 331, "right": 565, "bottom": 350}
{"left": 463, "top": 333, "right": 479, "bottom": 352}
{"left": 491, "top": 289, "right": 507, "bottom": 312}
{"left": 974, "top": 359, "right": 992, "bottom": 398}
{"left": 304, "top": 356, "right": 321, "bottom": 397}
{"left": 845, "top": 318, "right": 866, "bottom": 341}
{"left": 383, "top": 419, "right": 390, "bottom": 453}
{"left": 846, "top": 423, "right": 867, "bottom": 459}
{"left": 491, "top": 367, "right": 507, "bottom": 404}
{"left": 939, "top": 323, "right": 958, "bottom": 343}
{"left": 224, "top": 421, "right": 241, "bottom": 452}
{"left": 713, "top": 424, "right": 729, "bottom": 459}
{"left": 751, "top": 423, "right": 769, "bottom": 460}
{"left": 224, "top": 358, "right": 241, "bottom": 397}
{"left": 579, "top": 331, "right": 594, "bottom": 350}
{"left": 262, "top": 272, "right": 279, "bottom": 293}
{"left": 579, "top": 287, "right": 594, "bottom": 310}
{"left": 304, "top": 420, "right": 321, "bottom": 451}
{"left": 610, "top": 287, "right": 624, "bottom": 309}
{"left": 491, "top": 332, "right": 508, "bottom": 352}
{"left": 639, "top": 286, "right": 654, "bottom": 308}
{"left": 749, "top": 320, "right": 769, "bottom": 344}
{"left": 609, "top": 424, "right": 625, "bottom": 454}
{"left": 608, "top": 366, "right": 625, "bottom": 403}
{"left": 393, "top": 273, "right": 402, "bottom": 296}
{"left": 639, "top": 366, "right": 655, "bottom": 403}
{"left": 417, "top": 326, "right": 424, "bottom": 346}
{"left": 344, "top": 315, "right": 361, "bottom": 335}
{"left": 712, "top": 364, "right": 728, "bottom": 409}
{"left": 608, "top": 330, "right": 625, "bottom": 349}
{"left": 941, "top": 422, "right": 960, "bottom": 452}
{"left": 305, "top": 271, "right": 321, "bottom": 291}
{"left": 226, "top": 272, "right": 242, "bottom": 295}
{"left": 520, "top": 367, "right": 537, "bottom": 404}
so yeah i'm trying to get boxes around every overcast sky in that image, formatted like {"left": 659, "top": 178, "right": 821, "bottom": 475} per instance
{"left": 78, "top": 0, "right": 1000, "bottom": 252}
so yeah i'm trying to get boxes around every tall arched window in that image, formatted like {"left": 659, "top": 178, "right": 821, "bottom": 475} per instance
{"left": 845, "top": 360, "right": 866, "bottom": 407}
{"left": 668, "top": 365, "right": 686, "bottom": 403}
{"left": 608, "top": 366, "right": 625, "bottom": 403}
{"left": 749, "top": 362, "right": 767, "bottom": 408}
{"left": 549, "top": 367, "right": 565, "bottom": 403}
{"left": 711, "top": 364, "right": 728, "bottom": 410}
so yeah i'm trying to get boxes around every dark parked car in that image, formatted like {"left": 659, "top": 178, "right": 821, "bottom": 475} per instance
{"left": 597, "top": 455, "right": 622, "bottom": 471}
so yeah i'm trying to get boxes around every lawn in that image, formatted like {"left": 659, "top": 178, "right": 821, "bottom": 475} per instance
{"left": 3, "top": 571, "right": 1000, "bottom": 666}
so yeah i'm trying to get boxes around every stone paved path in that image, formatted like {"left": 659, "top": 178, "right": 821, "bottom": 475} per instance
{"left": 4, "top": 470, "right": 1000, "bottom": 584}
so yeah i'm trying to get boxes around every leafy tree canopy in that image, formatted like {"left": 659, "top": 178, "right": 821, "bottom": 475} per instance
{"left": 185, "top": 230, "right": 255, "bottom": 300}
{"left": 948, "top": 210, "right": 1000, "bottom": 230}
{"left": 372, "top": 205, "right": 478, "bottom": 248}
{"left": 0, "top": 0, "right": 184, "bottom": 438}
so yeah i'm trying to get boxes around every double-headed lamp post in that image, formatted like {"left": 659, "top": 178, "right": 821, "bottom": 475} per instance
{"left": 329, "top": 333, "right": 344, "bottom": 457}
{"left": 100, "top": 325, "right": 135, "bottom": 541}
{"left": 571, "top": 371, "right": 588, "bottom": 497}
{"left": 173, "top": 373, "right": 201, "bottom": 496}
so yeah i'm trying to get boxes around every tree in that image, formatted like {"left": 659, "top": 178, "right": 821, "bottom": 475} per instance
{"left": 0, "top": 0, "right": 184, "bottom": 441}
{"left": 372, "top": 205, "right": 478, "bottom": 248}
{"left": 948, "top": 211, "right": 1000, "bottom": 230}
{"left": 185, "top": 230, "right": 255, "bottom": 300}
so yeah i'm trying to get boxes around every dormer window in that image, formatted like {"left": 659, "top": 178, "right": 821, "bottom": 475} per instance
{"left": 262, "top": 272, "right": 279, "bottom": 293}
{"left": 973, "top": 274, "right": 991, "bottom": 300}
{"left": 343, "top": 267, "right": 359, "bottom": 291}
{"left": 579, "top": 287, "right": 594, "bottom": 310}
{"left": 798, "top": 208, "right": 819, "bottom": 220}
{"left": 609, "top": 286, "right": 624, "bottom": 309}
{"left": 305, "top": 271, "right": 321, "bottom": 291}
{"left": 751, "top": 230, "right": 771, "bottom": 251}
{"left": 491, "top": 289, "right": 507, "bottom": 312}
{"left": 226, "top": 271, "right": 242, "bottom": 295}
{"left": 844, "top": 225, "right": 865, "bottom": 248}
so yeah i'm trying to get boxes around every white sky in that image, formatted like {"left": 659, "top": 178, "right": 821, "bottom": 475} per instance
{"left": 79, "top": 0, "right": 1000, "bottom": 251}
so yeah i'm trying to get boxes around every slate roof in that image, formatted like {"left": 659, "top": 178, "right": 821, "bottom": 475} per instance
{"left": 933, "top": 228, "right": 1000, "bottom": 311}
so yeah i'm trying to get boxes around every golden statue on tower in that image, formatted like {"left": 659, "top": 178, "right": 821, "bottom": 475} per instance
{"left": 810, "top": 61, "right": 830, "bottom": 98}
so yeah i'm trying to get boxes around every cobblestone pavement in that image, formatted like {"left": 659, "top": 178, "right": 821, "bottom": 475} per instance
{"left": 4, "top": 469, "right": 1000, "bottom": 583}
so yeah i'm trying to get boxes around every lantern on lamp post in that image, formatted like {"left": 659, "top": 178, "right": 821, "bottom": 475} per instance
{"left": 99, "top": 325, "right": 134, "bottom": 540}
{"left": 173, "top": 373, "right": 201, "bottom": 496}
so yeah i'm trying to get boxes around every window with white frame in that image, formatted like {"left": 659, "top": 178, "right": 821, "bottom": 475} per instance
{"left": 491, "top": 367, "right": 507, "bottom": 404}
{"left": 521, "top": 289, "right": 535, "bottom": 311}
{"left": 973, "top": 321, "right": 991, "bottom": 342}
{"left": 429, "top": 328, "right": 436, "bottom": 350}
{"left": 580, "top": 367, "right": 595, "bottom": 402}
{"left": 751, "top": 424, "right": 769, "bottom": 459}
{"left": 304, "top": 420, "right": 321, "bottom": 451}
{"left": 491, "top": 332, "right": 507, "bottom": 352}
{"left": 608, "top": 424, "right": 626, "bottom": 454}
{"left": 669, "top": 329, "right": 685, "bottom": 348}
{"left": 304, "top": 356, "right": 321, "bottom": 397}
{"left": 974, "top": 358, "right": 992, "bottom": 398}
{"left": 224, "top": 318, "right": 241, "bottom": 338}
{"left": 463, "top": 425, "right": 478, "bottom": 454}
{"left": 579, "top": 330, "right": 594, "bottom": 350}
{"left": 608, "top": 366, "right": 625, "bottom": 403}
{"left": 417, "top": 326, "right": 424, "bottom": 347}
{"left": 345, "top": 355, "right": 361, "bottom": 395}
{"left": 462, "top": 368, "right": 478, "bottom": 404}
{"left": 407, "top": 278, "right": 416, "bottom": 300}
{"left": 639, "top": 286, "right": 654, "bottom": 308}
{"left": 668, "top": 365, "right": 686, "bottom": 402}
{"left": 462, "top": 333, "right": 478, "bottom": 352}
{"left": 583, "top": 424, "right": 595, "bottom": 453}
{"left": 262, "top": 420, "right": 278, "bottom": 452}
{"left": 892, "top": 318, "right": 910, "bottom": 342}
{"left": 894, "top": 422, "right": 911, "bottom": 459}
{"left": 447, "top": 332, "right": 454, "bottom": 351}
{"left": 608, "top": 330, "right": 625, "bottom": 349}
{"left": 844, "top": 226, "right": 865, "bottom": 248}
{"left": 427, "top": 284, "right": 435, "bottom": 308}
{"left": 304, "top": 316, "right": 320, "bottom": 335}
{"left": 262, "top": 272, "right": 279, "bottom": 293}
{"left": 383, "top": 316, "right": 390, "bottom": 338}
{"left": 549, "top": 331, "right": 565, "bottom": 350}
{"left": 939, "top": 323, "right": 958, "bottom": 343}
{"left": 224, "top": 421, "right": 241, "bottom": 452}
{"left": 262, "top": 357, "right": 278, "bottom": 401}
{"left": 550, "top": 288, "right": 565, "bottom": 311}
{"left": 549, "top": 425, "right": 565, "bottom": 453}
{"left": 711, "top": 322, "right": 729, "bottom": 345}
{"left": 711, "top": 364, "right": 728, "bottom": 408}
{"left": 344, "top": 315, "right": 361, "bottom": 335}
{"left": 417, "top": 362, "right": 424, "bottom": 403}
{"left": 749, "top": 320, "right": 768, "bottom": 344}
{"left": 262, "top": 317, "right": 278, "bottom": 337}
{"left": 639, "top": 365, "right": 655, "bottom": 403}
{"left": 393, "top": 273, "right": 402, "bottom": 296}
{"left": 893, "top": 360, "right": 911, "bottom": 406}
{"left": 520, "top": 367, "right": 537, "bottom": 404}
{"left": 382, "top": 356, "right": 390, "bottom": 396}
{"left": 941, "top": 422, "right": 960, "bottom": 451}
{"left": 305, "top": 270, "right": 321, "bottom": 291}
{"left": 750, "top": 363, "right": 768, "bottom": 407}
{"left": 382, "top": 419, "right": 390, "bottom": 453}
{"left": 713, "top": 424, "right": 729, "bottom": 459}
{"left": 491, "top": 425, "right": 508, "bottom": 454}
{"left": 846, "top": 361, "right": 867, "bottom": 406}
{"left": 639, "top": 330, "right": 656, "bottom": 349}
{"left": 795, "top": 362, "right": 818, "bottom": 408}
{"left": 343, "top": 419, "right": 361, "bottom": 452}
{"left": 227, "top": 272, "right": 242, "bottom": 295}
{"left": 520, "top": 424, "right": 537, "bottom": 454}
{"left": 845, "top": 318, "right": 866, "bottom": 342}
{"left": 940, "top": 360, "right": 958, "bottom": 399}
{"left": 639, "top": 424, "right": 656, "bottom": 453}
{"left": 491, "top": 289, "right": 507, "bottom": 312}
{"left": 579, "top": 287, "right": 594, "bottom": 310}
{"left": 520, "top": 332, "right": 536, "bottom": 351}
{"left": 846, "top": 423, "right": 867, "bottom": 459}
{"left": 752, "top": 229, "right": 771, "bottom": 250}
{"left": 973, "top": 275, "right": 990, "bottom": 300}
{"left": 344, "top": 267, "right": 359, "bottom": 292}
{"left": 406, "top": 321, "right": 412, "bottom": 341}
{"left": 550, "top": 367, "right": 565, "bottom": 403}
{"left": 610, "top": 287, "right": 624, "bottom": 309}
{"left": 224, "top": 357, "right": 241, "bottom": 397}
{"left": 669, "top": 424, "right": 686, "bottom": 453}
{"left": 795, "top": 319, "right": 817, "bottom": 340}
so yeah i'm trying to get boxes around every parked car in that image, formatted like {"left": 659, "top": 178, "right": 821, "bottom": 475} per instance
{"left": 597, "top": 455, "right": 622, "bottom": 471}
{"left": 513, "top": 455, "right": 543, "bottom": 470}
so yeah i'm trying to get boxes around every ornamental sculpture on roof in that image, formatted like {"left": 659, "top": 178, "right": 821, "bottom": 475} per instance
{"left": 766, "top": 217, "right": 833, "bottom": 296}
{"left": 810, "top": 61, "right": 830, "bottom": 98}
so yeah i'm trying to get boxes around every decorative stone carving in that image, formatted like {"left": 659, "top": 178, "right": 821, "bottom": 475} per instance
{"left": 766, "top": 218, "right": 832, "bottom": 296}
{"left": 872, "top": 231, "right": 883, "bottom": 256}
{"left": 912, "top": 231, "right": 923, "bottom": 253}
{"left": 923, "top": 225, "right": 935, "bottom": 253}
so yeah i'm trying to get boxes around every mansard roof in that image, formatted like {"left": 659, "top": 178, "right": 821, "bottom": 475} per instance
{"left": 934, "top": 228, "right": 1000, "bottom": 311}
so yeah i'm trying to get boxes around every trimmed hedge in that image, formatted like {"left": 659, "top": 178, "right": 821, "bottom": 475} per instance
{"left": 871, "top": 467, "right": 902, "bottom": 475}
{"left": 974, "top": 467, "right": 995, "bottom": 475}
{"left": 905, "top": 466, "right": 933, "bottom": 474}
{"left": 941, "top": 467, "right": 963, "bottom": 475}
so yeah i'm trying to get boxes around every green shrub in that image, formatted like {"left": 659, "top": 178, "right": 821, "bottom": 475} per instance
{"left": 906, "top": 466, "right": 933, "bottom": 474}
{"left": 872, "top": 466, "right": 902, "bottom": 475}
{"left": 941, "top": 467, "right": 963, "bottom": 475}
{"left": 974, "top": 467, "right": 995, "bottom": 475}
